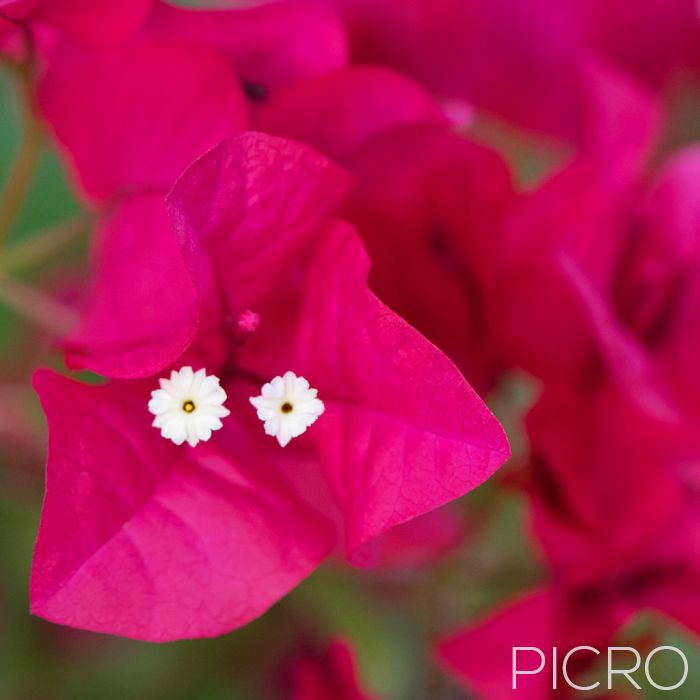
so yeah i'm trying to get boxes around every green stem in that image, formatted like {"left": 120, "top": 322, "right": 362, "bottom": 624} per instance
{"left": 0, "top": 215, "right": 90, "bottom": 272}
{"left": 0, "top": 31, "right": 85, "bottom": 338}
{"left": 0, "top": 53, "right": 24, "bottom": 75}
{"left": 0, "top": 277, "right": 78, "bottom": 336}
{"left": 0, "top": 118, "right": 42, "bottom": 245}
{"left": 0, "top": 24, "right": 42, "bottom": 246}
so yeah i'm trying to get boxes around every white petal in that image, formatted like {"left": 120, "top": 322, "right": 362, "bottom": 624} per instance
{"left": 149, "top": 367, "right": 229, "bottom": 446}
{"left": 250, "top": 372, "right": 324, "bottom": 447}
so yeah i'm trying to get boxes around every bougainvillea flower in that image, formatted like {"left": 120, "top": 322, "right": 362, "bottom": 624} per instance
{"left": 439, "top": 434, "right": 700, "bottom": 697}
{"left": 35, "top": 1, "right": 350, "bottom": 377}
{"left": 522, "top": 227, "right": 700, "bottom": 634}
{"left": 32, "top": 368, "right": 336, "bottom": 641}
{"left": 530, "top": 145, "right": 700, "bottom": 421}
{"left": 31, "top": 133, "right": 509, "bottom": 640}
{"left": 440, "top": 145, "right": 700, "bottom": 699}
{"left": 482, "top": 73, "right": 659, "bottom": 384}
{"left": 527, "top": 384, "right": 683, "bottom": 585}
{"left": 438, "top": 590, "right": 566, "bottom": 700}
{"left": 579, "top": 0, "right": 700, "bottom": 89}
{"left": 37, "top": 38, "right": 248, "bottom": 377}
{"left": 143, "top": 0, "right": 347, "bottom": 106}
{"left": 519, "top": 172, "right": 700, "bottom": 643}
{"left": 530, "top": 475, "right": 700, "bottom": 643}
{"left": 340, "top": 125, "right": 515, "bottom": 394}
{"left": 493, "top": 368, "right": 700, "bottom": 690}
{"left": 166, "top": 133, "right": 509, "bottom": 550}
{"left": 0, "top": 0, "right": 151, "bottom": 46}
{"left": 437, "top": 588, "right": 632, "bottom": 700}
{"left": 290, "top": 640, "right": 378, "bottom": 700}
{"left": 258, "top": 58, "right": 656, "bottom": 394}
{"left": 327, "top": 0, "right": 663, "bottom": 150}
{"left": 440, "top": 219, "right": 700, "bottom": 697}
{"left": 257, "top": 66, "right": 446, "bottom": 162}
{"left": 606, "top": 146, "right": 700, "bottom": 423}
{"left": 329, "top": 0, "right": 583, "bottom": 140}
{"left": 258, "top": 67, "right": 514, "bottom": 393}
{"left": 39, "top": 38, "right": 248, "bottom": 203}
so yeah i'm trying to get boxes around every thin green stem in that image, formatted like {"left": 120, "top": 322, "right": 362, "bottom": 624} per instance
{"left": 0, "top": 24, "right": 42, "bottom": 245}
{"left": 0, "top": 30, "right": 86, "bottom": 339}
{"left": 0, "top": 277, "right": 78, "bottom": 336}
{"left": 0, "top": 118, "right": 42, "bottom": 246}
{"left": 0, "top": 215, "right": 90, "bottom": 272}
{"left": 0, "top": 53, "right": 24, "bottom": 75}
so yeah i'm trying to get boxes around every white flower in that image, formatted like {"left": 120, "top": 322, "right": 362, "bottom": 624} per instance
{"left": 249, "top": 371, "right": 325, "bottom": 447}
{"left": 148, "top": 366, "right": 230, "bottom": 447}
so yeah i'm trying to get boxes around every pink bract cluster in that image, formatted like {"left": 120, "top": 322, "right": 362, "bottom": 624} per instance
{"left": 4, "top": 0, "right": 699, "bottom": 697}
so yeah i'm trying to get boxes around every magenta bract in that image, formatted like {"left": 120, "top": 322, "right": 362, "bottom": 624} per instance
{"left": 31, "top": 133, "right": 509, "bottom": 640}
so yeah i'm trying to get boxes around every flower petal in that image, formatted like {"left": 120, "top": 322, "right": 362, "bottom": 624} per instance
{"left": 31, "top": 370, "right": 335, "bottom": 641}
{"left": 166, "top": 132, "right": 352, "bottom": 315}
{"left": 63, "top": 195, "right": 206, "bottom": 379}
{"left": 39, "top": 38, "right": 247, "bottom": 202}
{"left": 289, "top": 223, "right": 510, "bottom": 556}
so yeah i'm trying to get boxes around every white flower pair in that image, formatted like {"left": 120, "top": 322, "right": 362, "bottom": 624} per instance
{"left": 148, "top": 366, "right": 324, "bottom": 448}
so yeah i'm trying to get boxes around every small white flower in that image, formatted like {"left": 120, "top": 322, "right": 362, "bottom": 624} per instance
{"left": 249, "top": 371, "right": 325, "bottom": 447}
{"left": 148, "top": 366, "right": 230, "bottom": 447}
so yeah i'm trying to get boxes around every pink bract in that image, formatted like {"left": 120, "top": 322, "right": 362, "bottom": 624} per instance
{"left": 327, "top": 0, "right": 664, "bottom": 150}
{"left": 291, "top": 640, "right": 377, "bottom": 700}
{"left": 39, "top": 38, "right": 248, "bottom": 203}
{"left": 257, "top": 66, "right": 446, "bottom": 161}
{"left": 437, "top": 588, "right": 628, "bottom": 700}
{"left": 38, "top": 37, "right": 248, "bottom": 377}
{"left": 31, "top": 133, "right": 510, "bottom": 640}
{"left": 144, "top": 0, "right": 348, "bottom": 102}
{"left": 167, "top": 133, "right": 510, "bottom": 554}
{"left": 32, "top": 370, "right": 336, "bottom": 641}
{"left": 0, "top": 0, "right": 151, "bottom": 45}
{"left": 258, "top": 67, "right": 515, "bottom": 393}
